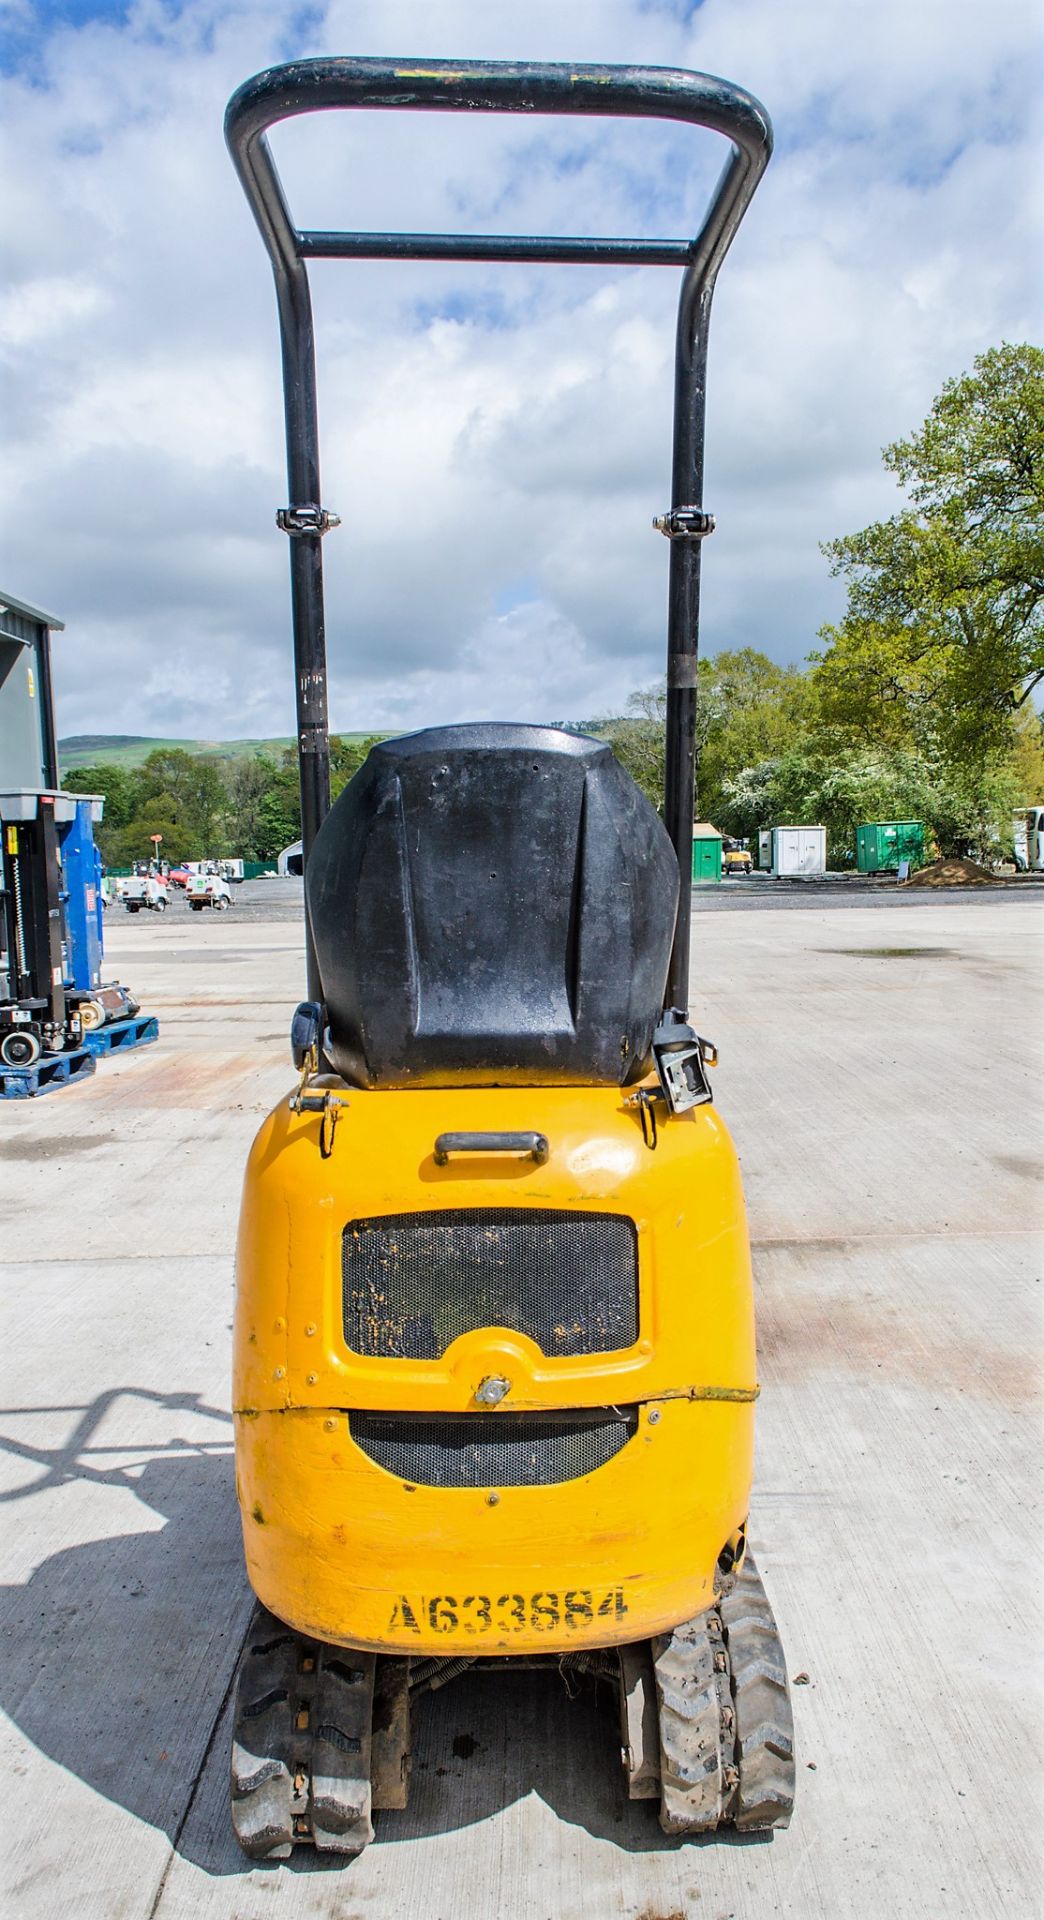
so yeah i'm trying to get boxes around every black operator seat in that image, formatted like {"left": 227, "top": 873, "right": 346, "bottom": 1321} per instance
{"left": 306, "top": 724, "right": 679, "bottom": 1089}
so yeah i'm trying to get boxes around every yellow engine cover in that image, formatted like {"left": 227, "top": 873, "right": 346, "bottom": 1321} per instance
{"left": 234, "top": 1082, "right": 757, "bottom": 1656}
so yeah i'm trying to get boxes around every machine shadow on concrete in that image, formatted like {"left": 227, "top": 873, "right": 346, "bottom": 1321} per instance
{"left": 1, "top": 1393, "right": 772, "bottom": 1879}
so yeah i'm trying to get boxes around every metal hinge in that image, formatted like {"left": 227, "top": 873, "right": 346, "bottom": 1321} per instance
{"left": 276, "top": 503, "right": 342, "bottom": 537}
{"left": 288, "top": 1005, "right": 348, "bottom": 1157}
{"left": 653, "top": 507, "right": 715, "bottom": 540}
{"left": 625, "top": 1086, "right": 660, "bottom": 1151}
{"left": 290, "top": 1080, "right": 348, "bottom": 1157}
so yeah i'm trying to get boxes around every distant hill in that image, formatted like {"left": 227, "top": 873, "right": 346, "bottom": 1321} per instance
{"left": 57, "top": 734, "right": 370, "bottom": 772}
{"left": 59, "top": 736, "right": 158, "bottom": 759}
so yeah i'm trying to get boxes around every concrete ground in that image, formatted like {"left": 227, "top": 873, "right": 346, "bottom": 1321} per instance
{"left": 1, "top": 885, "right": 1041, "bottom": 1920}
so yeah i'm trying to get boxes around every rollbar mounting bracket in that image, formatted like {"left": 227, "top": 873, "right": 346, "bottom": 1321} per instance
{"left": 276, "top": 504, "right": 342, "bottom": 537}
{"left": 653, "top": 507, "right": 716, "bottom": 540}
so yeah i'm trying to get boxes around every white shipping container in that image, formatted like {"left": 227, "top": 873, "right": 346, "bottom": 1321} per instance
{"left": 766, "top": 825, "right": 827, "bottom": 876}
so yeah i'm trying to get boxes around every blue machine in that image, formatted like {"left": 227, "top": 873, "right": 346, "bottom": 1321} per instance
{"left": 0, "top": 587, "right": 159, "bottom": 1089}
{"left": 0, "top": 789, "right": 158, "bottom": 1091}
{"left": 59, "top": 798, "right": 104, "bottom": 994}
{"left": 57, "top": 797, "right": 156, "bottom": 1050}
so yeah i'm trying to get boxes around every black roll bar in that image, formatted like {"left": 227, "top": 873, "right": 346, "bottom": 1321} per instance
{"left": 225, "top": 57, "right": 772, "bottom": 1009}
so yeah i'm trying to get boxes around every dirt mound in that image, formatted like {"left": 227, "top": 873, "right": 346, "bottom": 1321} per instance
{"left": 902, "top": 856, "right": 997, "bottom": 889}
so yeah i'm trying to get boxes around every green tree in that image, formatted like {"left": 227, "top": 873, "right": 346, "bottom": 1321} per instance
{"left": 220, "top": 737, "right": 385, "bottom": 859}
{"left": 697, "top": 651, "right": 811, "bottom": 819}
{"left": 223, "top": 754, "right": 281, "bottom": 859}
{"left": 592, "top": 651, "right": 812, "bottom": 820}
{"left": 135, "top": 748, "right": 229, "bottom": 853}
{"left": 60, "top": 761, "right": 138, "bottom": 828}
{"left": 1007, "top": 703, "right": 1044, "bottom": 808}
{"left": 719, "top": 743, "right": 1027, "bottom": 864}
{"left": 107, "top": 811, "right": 198, "bottom": 867}
{"left": 255, "top": 750, "right": 302, "bottom": 858}
{"left": 719, "top": 748, "right": 938, "bottom": 864}
{"left": 814, "top": 343, "right": 1044, "bottom": 767}
{"left": 591, "top": 683, "right": 667, "bottom": 811}
{"left": 330, "top": 734, "right": 383, "bottom": 802}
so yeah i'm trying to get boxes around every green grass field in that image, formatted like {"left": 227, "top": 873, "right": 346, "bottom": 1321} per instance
{"left": 56, "top": 734, "right": 373, "bottom": 772}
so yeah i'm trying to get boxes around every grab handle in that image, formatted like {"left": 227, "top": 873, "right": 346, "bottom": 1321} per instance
{"left": 434, "top": 1131, "right": 549, "bottom": 1166}
{"left": 225, "top": 59, "right": 772, "bottom": 272}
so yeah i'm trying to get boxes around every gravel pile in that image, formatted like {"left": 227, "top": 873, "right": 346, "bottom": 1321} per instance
{"left": 902, "top": 857, "right": 997, "bottom": 888}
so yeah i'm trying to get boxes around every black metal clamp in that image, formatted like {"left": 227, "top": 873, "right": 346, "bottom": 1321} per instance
{"left": 653, "top": 507, "right": 716, "bottom": 540}
{"left": 276, "top": 504, "right": 341, "bottom": 537}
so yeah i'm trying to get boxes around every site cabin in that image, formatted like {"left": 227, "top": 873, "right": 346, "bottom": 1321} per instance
{"left": 758, "top": 826, "right": 827, "bottom": 877}
{"left": 855, "top": 822, "right": 925, "bottom": 874}
{"left": 691, "top": 822, "right": 723, "bottom": 884}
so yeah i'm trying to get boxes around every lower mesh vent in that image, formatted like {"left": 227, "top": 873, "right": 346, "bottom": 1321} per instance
{"left": 347, "top": 1408, "right": 638, "bottom": 1488}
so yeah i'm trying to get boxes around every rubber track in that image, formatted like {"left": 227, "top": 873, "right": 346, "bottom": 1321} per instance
{"left": 653, "top": 1607, "right": 736, "bottom": 1832}
{"left": 230, "top": 1605, "right": 375, "bottom": 1860}
{"left": 718, "top": 1550, "right": 795, "bottom": 1830}
{"left": 650, "top": 1548, "right": 795, "bottom": 1835}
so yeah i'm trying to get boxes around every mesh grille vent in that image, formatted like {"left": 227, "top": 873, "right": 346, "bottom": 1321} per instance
{"left": 347, "top": 1408, "right": 639, "bottom": 1488}
{"left": 341, "top": 1208, "right": 638, "bottom": 1360}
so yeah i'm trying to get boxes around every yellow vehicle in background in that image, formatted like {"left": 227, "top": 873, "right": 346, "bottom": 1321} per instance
{"left": 723, "top": 839, "right": 753, "bottom": 876}
{"left": 224, "top": 53, "right": 794, "bottom": 1861}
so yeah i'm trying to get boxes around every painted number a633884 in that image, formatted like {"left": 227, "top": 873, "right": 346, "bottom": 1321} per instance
{"left": 389, "top": 1588, "right": 628, "bottom": 1636}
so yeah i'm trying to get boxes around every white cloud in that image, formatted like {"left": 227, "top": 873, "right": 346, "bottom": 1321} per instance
{"left": 0, "top": 0, "right": 1039, "bottom": 743}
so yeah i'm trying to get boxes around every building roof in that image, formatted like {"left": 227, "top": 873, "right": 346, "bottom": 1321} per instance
{"left": 0, "top": 590, "right": 65, "bottom": 632}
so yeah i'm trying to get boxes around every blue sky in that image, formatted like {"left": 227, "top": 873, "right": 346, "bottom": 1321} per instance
{"left": 1, "top": 0, "right": 147, "bottom": 59}
{"left": 0, "top": 0, "right": 1039, "bottom": 740}
{"left": 7, "top": 0, "right": 127, "bottom": 27}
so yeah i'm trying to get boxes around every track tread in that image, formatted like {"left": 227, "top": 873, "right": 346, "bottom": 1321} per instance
{"left": 653, "top": 1611, "right": 736, "bottom": 1833}
{"left": 230, "top": 1603, "right": 379, "bottom": 1860}
{"left": 719, "top": 1550, "right": 796, "bottom": 1831}
{"left": 645, "top": 1546, "right": 795, "bottom": 1837}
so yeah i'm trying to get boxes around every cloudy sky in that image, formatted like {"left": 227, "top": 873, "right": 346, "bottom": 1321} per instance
{"left": 1, "top": 0, "right": 1040, "bottom": 743}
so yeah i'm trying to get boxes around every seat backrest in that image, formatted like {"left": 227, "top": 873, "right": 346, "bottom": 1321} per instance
{"left": 306, "top": 723, "right": 679, "bottom": 1088}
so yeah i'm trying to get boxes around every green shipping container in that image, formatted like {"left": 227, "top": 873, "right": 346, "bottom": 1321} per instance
{"left": 691, "top": 829, "right": 722, "bottom": 883}
{"left": 855, "top": 821, "right": 925, "bottom": 872}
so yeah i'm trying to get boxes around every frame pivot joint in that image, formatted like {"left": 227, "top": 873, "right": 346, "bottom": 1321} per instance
{"left": 276, "top": 503, "right": 341, "bottom": 537}
{"left": 653, "top": 506, "right": 715, "bottom": 541}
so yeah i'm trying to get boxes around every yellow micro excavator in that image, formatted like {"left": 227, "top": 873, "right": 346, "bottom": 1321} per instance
{"left": 224, "top": 55, "right": 794, "bottom": 1858}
